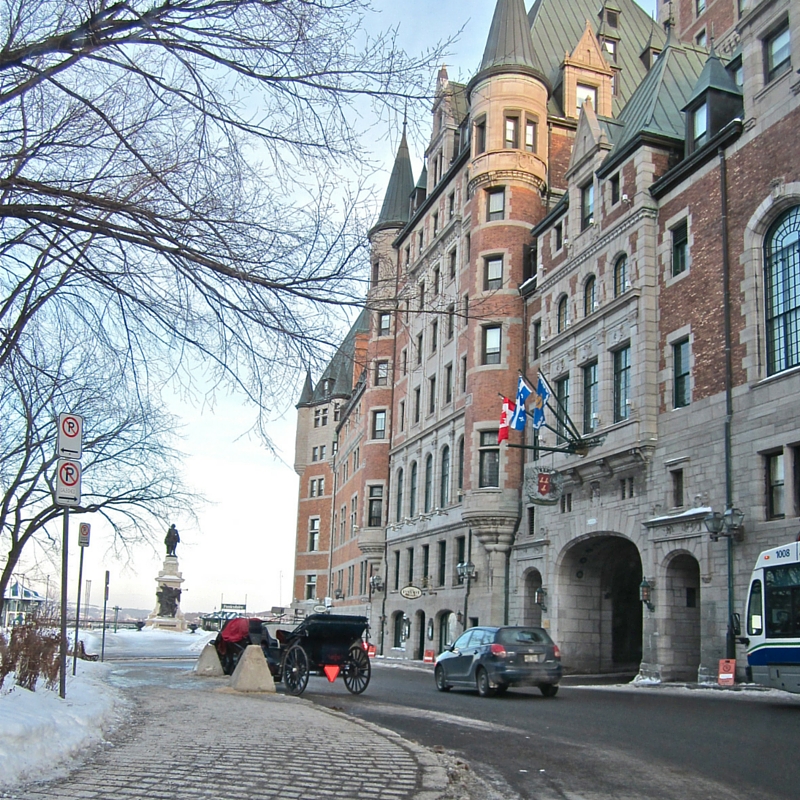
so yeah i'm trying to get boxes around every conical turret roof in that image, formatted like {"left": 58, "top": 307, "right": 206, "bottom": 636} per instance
{"left": 373, "top": 131, "right": 415, "bottom": 230}
{"left": 296, "top": 370, "right": 314, "bottom": 407}
{"left": 480, "top": 0, "right": 540, "bottom": 74}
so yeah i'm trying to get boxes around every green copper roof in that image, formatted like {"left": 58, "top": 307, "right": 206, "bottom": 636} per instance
{"left": 375, "top": 132, "right": 414, "bottom": 228}
{"left": 479, "top": 0, "right": 542, "bottom": 75}
{"left": 683, "top": 46, "right": 742, "bottom": 110}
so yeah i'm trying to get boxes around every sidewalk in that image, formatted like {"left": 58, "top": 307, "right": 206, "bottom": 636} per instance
{"left": 3, "top": 660, "right": 492, "bottom": 800}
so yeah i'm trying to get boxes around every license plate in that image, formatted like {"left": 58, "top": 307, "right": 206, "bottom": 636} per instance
{"left": 524, "top": 654, "right": 542, "bottom": 663}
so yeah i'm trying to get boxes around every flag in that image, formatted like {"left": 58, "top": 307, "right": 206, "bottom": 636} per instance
{"left": 509, "top": 377, "right": 532, "bottom": 430}
{"left": 531, "top": 375, "right": 550, "bottom": 430}
{"left": 498, "top": 397, "right": 514, "bottom": 442}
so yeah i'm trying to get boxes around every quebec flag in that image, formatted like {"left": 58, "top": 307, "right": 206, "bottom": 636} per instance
{"left": 509, "top": 377, "right": 532, "bottom": 431}
{"left": 530, "top": 375, "right": 550, "bottom": 430}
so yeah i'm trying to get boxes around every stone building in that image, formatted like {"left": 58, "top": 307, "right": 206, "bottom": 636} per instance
{"left": 291, "top": 0, "right": 800, "bottom": 681}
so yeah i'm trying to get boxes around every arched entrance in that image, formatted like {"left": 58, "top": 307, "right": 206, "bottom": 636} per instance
{"left": 663, "top": 552, "right": 701, "bottom": 681}
{"left": 559, "top": 535, "right": 643, "bottom": 673}
{"left": 438, "top": 610, "right": 457, "bottom": 653}
{"left": 415, "top": 610, "right": 426, "bottom": 660}
{"left": 524, "top": 568, "right": 543, "bottom": 627}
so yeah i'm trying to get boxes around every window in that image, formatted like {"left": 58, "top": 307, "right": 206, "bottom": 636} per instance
{"left": 765, "top": 22, "right": 791, "bottom": 83}
{"left": 393, "top": 551, "right": 400, "bottom": 591}
{"left": 460, "top": 355, "right": 467, "bottom": 393}
{"left": 613, "top": 346, "right": 631, "bottom": 422}
{"left": 309, "top": 518, "right": 320, "bottom": 551}
{"left": 418, "top": 230, "right": 424, "bottom": 252}
{"left": 350, "top": 495, "right": 358, "bottom": 534}
{"left": 404, "top": 246, "right": 410, "bottom": 268}
{"left": 765, "top": 206, "right": 800, "bottom": 374}
{"left": 695, "top": 30, "right": 707, "bottom": 48}
{"left": 378, "top": 312, "right": 391, "bottom": 336}
{"left": 413, "top": 387, "right": 421, "bottom": 423}
{"left": 577, "top": 83, "right": 597, "bottom": 115}
{"left": 401, "top": 348, "right": 407, "bottom": 376}
{"left": 488, "top": 189, "right": 505, "bottom": 221}
{"left": 424, "top": 454, "right": 433, "bottom": 512}
{"left": 584, "top": 276, "right": 596, "bottom": 316}
{"left": 438, "top": 540, "right": 447, "bottom": 586}
{"left": 319, "top": 445, "right": 326, "bottom": 459}
{"left": 371, "top": 261, "right": 380, "bottom": 287}
{"left": 416, "top": 333, "right": 423, "bottom": 365}
{"left": 692, "top": 101, "right": 708, "bottom": 148}
{"left": 434, "top": 267, "right": 440, "bottom": 295}
{"left": 557, "top": 296, "right": 569, "bottom": 333}
{"left": 581, "top": 182, "right": 594, "bottom": 229}
{"left": 428, "top": 375, "right": 436, "bottom": 414}
{"left": 583, "top": 362, "right": 598, "bottom": 434}
{"left": 764, "top": 565, "right": 800, "bottom": 638}
{"left": 399, "top": 400, "right": 405, "bottom": 431}
{"left": 479, "top": 430, "right": 500, "bottom": 488}
{"left": 339, "top": 505, "right": 346, "bottom": 544}
{"left": 560, "top": 492, "right": 573, "bottom": 513}
{"left": 372, "top": 410, "right": 386, "bottom": 439}
{"left": 375, "top": 360, "right": 389, "bottom": 386}
{"left": 457, "top": 436, "right": 465, "bottom": 500}
{"left": 419, "top": 282, "right": 425, "bottom": 311}
{"left": 311, "top": 446, "right": 318, "bottom": 462}
{"left": 314, "top": 407, "right": 328, "bottom": 427}
{"left": 482, "top": 325, "right": 501, "bottom": 364}
{"left": 525, "top": 116, "right": 537, "bottom": 152}
{"left": 474, "top": 116, "right": 486, "bottom": 154}
{"left": 603, "top": 38, "right": 617, "bottom": 62}
{"left": 422, "top": 545, "right": 430, "bottom": 586}
{"left": 767, "top": 452, "right": 785, "bottom": 519}
{"left": 431, "top": 320, "right": 438, "bottom": 353}
{"left": 614, "top": 255, "right": 628, "bottom": 296}
{"left": 610, "top": 173, "right": 620, "bottom": 205}
{"left": 673, "top": 338, "right": 690, "bottom": 408}
{"left": 621, "top": 476, "right": 635, "bottom": 499}
{"left": 440, "top": 446, "right": 450, "bottom": 507}
{"left": 527, "top": 506, "right": 535, "bottom": 536}
{"left": 672, "top": 469, "right": 684, "bottom": 508}
{"left": 747, "top": 579, "right": 763, "bottom": 637}
{"left": 672, "top": 221, "right": 689, "bottom": 277}
{"left": 447, "top": 304, "right": 455, "bottom": 339}
{"left": 696, "top": 0, "right": 705, "bottom": 13}
{"left": 555, "top": 376, "right": 569, "bottom": 443}
{"left": 368, "top": 485, "right": 383, "bottom": 527}
{"left": 407, "top": 547, "right": 414, "bottom": 584}
{"left": 555, "top": 222, "right": 563, "bottom": 251}
{"left": 409, "top": 461, "right": 418, "bottom": 517}
{"left": 305, "top": 574, "right": 317, "bottom": 600}
{"left": 485, "top": 256, "right": 503, "bottom": 290}
{"left": 504, "top": 115, "right": 519, "bottom": 148}
{"left": 444, "top": 363, "right": 453, "bottom": 404}
{"left": 607, "top": 9, "right": 618, "bottom": 27}
{"left": 449, "top": 249, "right": 457, "bottom": 279}
{"left": 432, "top": 212, "right": 439, "bottom": 238}
{"left": 396, "top": 469, "right": 404, "bottom": 522}
{"left": 448, "top": 192, "right": 455, "bottom": 219}
{"left": 455, "top": 536, "right": 466, "bottom": 579}
{"left": 533, "top": 321, "right": 541, "bottom": 360}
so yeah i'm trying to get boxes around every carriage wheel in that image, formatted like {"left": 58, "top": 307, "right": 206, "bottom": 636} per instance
{"left": 282, "top": 644, "right": 309, "bottom": 696}
{"left": 343, "top": 645, "right": 371, "bottom": 695}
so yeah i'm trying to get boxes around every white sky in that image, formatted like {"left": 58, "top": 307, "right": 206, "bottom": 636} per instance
{"left": 12, "top": 0, "right": 657, "bottom": 618}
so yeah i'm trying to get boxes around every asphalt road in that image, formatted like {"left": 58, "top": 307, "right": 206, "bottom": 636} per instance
{"left": 299, "top": 663, "right": 800, "bottom": 800}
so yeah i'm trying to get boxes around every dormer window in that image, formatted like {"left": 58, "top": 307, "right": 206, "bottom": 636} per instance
{"left": 692, "top": 101, "right": 708, "bottom": 149}
{"left": 695, "top": 29, "right": 707, "bottom": 48}
{"left": 577, "top": 84, "right": 597, "bottom": 116}
{"left": 607, "top": 9, "right": 618, "bottom": 28}
{"left": 581, "top": 182, "right": 594, "bottom": 230}
{"left": 603, "top": 39, "right": 617, "bottom": 63}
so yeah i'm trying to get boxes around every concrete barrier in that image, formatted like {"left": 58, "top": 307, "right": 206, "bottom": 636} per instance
{"left": 195, "top": 642, "right": 225, "bottom": 677}
{"left": 230, "top": 644, "right": 276, "bottom": 693}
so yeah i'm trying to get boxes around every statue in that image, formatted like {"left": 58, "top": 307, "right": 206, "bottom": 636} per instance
{"left": 165, "top": 523, "right": 180, "bottom": 557}
{"left": 156, "top": 585, "right": 182, "bottom": 617}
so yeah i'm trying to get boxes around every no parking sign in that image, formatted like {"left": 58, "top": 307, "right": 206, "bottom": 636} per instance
{"left": 718, "top": 659, "right": 736, "bottom": 686}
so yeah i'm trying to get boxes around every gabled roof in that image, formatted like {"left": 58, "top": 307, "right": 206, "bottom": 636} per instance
{"left": 373, "top": 131, "right": 415, "bottom": 230}
{"left": 683, "top": 45, "right": 742, "bottom": 110}
{"left": 528, "top": 0, "right": 668, "bottom": 116}
{"left": 297, "top": 310, "right": 370, "bottom": 407}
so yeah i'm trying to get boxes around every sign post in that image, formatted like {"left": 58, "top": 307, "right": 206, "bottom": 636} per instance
{"left": 71, "top": 524, "right": 90, "bottom": 676}
{"left": 101, "top": 571, "right": 110, "bottom": 662}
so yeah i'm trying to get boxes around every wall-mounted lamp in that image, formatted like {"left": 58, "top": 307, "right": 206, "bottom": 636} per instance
{"left": 703, "top": 507, "right": 745, "bottom": 542}
{"left": 456, "top": 610, "right": 463, "bottom": 626}
{"left": 369, "top": 574, "right": 384, "bottom": 593}
{"left": 534, "top": 586, "right": 548, "bottom": 612}
{"left": 639, "top": 578, "right": 655, "bottom": 612}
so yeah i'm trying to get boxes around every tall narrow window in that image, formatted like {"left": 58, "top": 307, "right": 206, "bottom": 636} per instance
{"left": 765, "top": 23, "right": 791, "bottom": 83}
{"left": 672, "top": 469, "right": 684, "bottom": 507}
{"left": 557, "top": 296, "right": 569, "bottom": 333}
{"left": 488, "top": 189, "right": 505, "bottom": 221}
{"left": 555, "top": 376, "right": 569, "bottom": 443}
{"left": 372, "top": 410, "right": 386, "bottom": 439}
{"left": 368, "top": 486, "right": 383, "bottom": 527}
{"left": 613, "top": 346, "right": 631, "bottom": 422}
{"left": 444, "top": 363, "right": 453, "bottom": 404}
{"left": 485, "top": 256, "right": 503, "bottom": 290}
{"left": 614, "top": 255, "right": 628, "bottom": 296}
{"left": 581, "top": 182, "right": 594, "bottom": 229}
{"left": 447, "top": 304, "right": 455, "bottom": 339}
{"left": 375, "top": 360, "right": 389, "bottom": 386}
{"left": 424, "top": 454, "right": 433, "bottom": 512}
{"left": 584, "top": 276, "right": 596, "bottom": 316}
{"left": 474, "top": 117, "right": 486, "bottom": 155}
{"left": 525, "top": 116, "right": 537, "bottom": 152}
{"left": 457, "top": 436, "right": 464, "bottom": 499}
{"left": 431, "top": 320, "right": 438, "bottom": 352}
{"left": 576, "top": 84, "right": 597, "bottom": 115}
{"left": 428, "top": 375, "right": 436, "bottom": 414}
{"left": 449, "top": 249, "right": 457, "bottom": 279}
{"left": 583, "top": 362, "right": 598, "bottom": 433}
{"left": 409, "top": 461, "right": 418, "bottom": 517}
{"left": 378, "top": 312, "right": 391, "bottom": 336}
{"left": 399, "top": 400, "right": 405, "bottom": 431}
{"left": 396, "top": 469, "right": 404, "bottom": 522}
{"left": 672, "top": 221, "right": 689, "bottom": 276}
{"left": 673, "top": 338, "right": 690, "bottom": 408}
{"left": 407, "top": 547, "right": 414, "bottom": 584}
{"left": 416, "top": 333, "right": 423, "bottom": 365}
{"left": 767, "top": 452, "right": 785, "bottom": 519}
{"left": 533, "top": 321, "right": 541, "bottom": 360}
{"left": 438, "top": 540, "right": 447, "bottom": 586}
{"left": 479, "top": 431, "right": 500, "bottom": 488}
{"left": 305, "top": 574, "right": 317, "bottom": 600}
{"left": 504, "top": 115, "right": 519, "bottom": 148}
{"left": 308, "top": 518, "right": 320, "bottom": 551}
{"left": 692, "top": 101, "right": 708, "bottom": 149}
{"left": 482, "top": 326, "right": 501, "bottom": 364}
{"left": 440, "top": 446, "right": 450, "bottom": 507}
{"left": 413, "top": 387, "right": 421, "bottom": 423}
{"left": 610, "top": 173, "right": 620, "bottom": 205}
{"left": 764, "top": 206, "right": 800, "bottom": 375}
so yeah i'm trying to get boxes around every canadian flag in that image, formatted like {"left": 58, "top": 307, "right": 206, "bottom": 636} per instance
{"left": 498, "top": 397, "right": 514, "bottom": 443}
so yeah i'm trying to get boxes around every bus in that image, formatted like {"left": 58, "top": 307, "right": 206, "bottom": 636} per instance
{"left": 744, "top": 541, "right": 800, "bottom": 693}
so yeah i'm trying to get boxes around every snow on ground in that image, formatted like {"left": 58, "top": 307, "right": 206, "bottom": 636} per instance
{"left": 0, "top": 627, "right": 215, "bottom": 792}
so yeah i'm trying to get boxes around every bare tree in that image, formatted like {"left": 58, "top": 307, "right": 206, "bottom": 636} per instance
{"left": 0, "top": 0, "right": 445, "bottom": 432}
{"left": 0, "top": 329, "right": 195, "bottom": 603}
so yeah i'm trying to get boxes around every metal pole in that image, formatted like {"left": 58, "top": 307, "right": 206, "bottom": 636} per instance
{"left": 59, "top": 509, "right": 69, "bottom": 699}
{"left": 101, "top": 570, "right": 109, "bottom": 662}
{"left": 113, "top": 606, "right": 120, "bottom": 633}
{"left": 71, "top": 546, "right": 85, "bottom": 676}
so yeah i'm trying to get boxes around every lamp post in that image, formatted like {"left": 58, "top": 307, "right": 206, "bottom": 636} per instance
{"left": 703, "top": 507, "right": 745, "bottom": 660}
{"left": 456, "top": 560, "right": 476, "bottom": 630}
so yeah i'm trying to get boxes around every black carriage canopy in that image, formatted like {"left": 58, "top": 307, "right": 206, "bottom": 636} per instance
{"left": 283, "top": 614, "right": 369, "bottom": 641}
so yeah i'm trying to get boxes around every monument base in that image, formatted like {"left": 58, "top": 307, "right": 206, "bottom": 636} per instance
{"left": 147, "top": 615, "right": 188, "bottom": 632}
{"left": 146, "top": 554, "right": 186, "bottom": 630}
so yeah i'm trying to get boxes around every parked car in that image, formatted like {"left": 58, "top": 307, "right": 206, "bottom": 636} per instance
{"left": 434, "top": 626, "right": 562, "bottom": 697}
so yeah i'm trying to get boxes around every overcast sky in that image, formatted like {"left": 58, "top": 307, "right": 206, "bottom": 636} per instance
{"left": 16, "top": 0, "right": 658, "bottom": 619}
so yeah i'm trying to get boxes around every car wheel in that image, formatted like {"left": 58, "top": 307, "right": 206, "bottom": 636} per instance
{"left": 476, "top": 667, "right": 496, "bottom": 697}
{"left": 539, "top": 683, "right": 559, "bottom": 697}
{"left": 434, "top": 665, "right": 451, "bottom": 692}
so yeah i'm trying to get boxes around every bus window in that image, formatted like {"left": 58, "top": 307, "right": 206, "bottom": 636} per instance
{"left": 765, "top": 565, "right": 800, "bottom": 638}
{"left": 747, "top": 579, "right": 763, "bottom": 636}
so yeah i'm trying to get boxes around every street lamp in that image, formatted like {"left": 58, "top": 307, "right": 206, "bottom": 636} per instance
{"left": 456, "top": 560, "right": 476, "bottom": 630}
{"left": 703, "top": 507, "right": 746, "bottom": 660}
{"left": 639, "top": 578, "right": 655, "bottom": 612}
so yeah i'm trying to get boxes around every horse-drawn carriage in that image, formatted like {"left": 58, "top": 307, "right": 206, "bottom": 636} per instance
{"left": 213, "top": 613, "right": 371, "bottom": 696}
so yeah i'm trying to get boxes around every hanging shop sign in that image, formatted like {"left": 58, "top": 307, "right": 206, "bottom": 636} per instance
{"left": 400, "top": 585, "right": 423, "bottom": 600}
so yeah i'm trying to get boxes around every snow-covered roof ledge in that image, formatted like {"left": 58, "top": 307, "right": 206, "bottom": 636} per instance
{"left": 644, "top": 507, "right": 712, "bottom": 541}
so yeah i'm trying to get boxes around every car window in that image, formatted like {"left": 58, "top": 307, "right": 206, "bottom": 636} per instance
{"left": 453, "top": 631, "right": 474, "bottom": 649}
{"left": 496, "top": 627, "right": 552, "bottom": 645}
{"left": 472, "top": 629, "right": 492, "bottom": 646}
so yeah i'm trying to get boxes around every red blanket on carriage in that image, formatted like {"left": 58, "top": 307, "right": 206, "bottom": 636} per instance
{"left": 220, "top": 617, "right": 259, "bottom": 643}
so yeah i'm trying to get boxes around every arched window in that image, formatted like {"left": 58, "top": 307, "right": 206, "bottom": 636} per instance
{"left": 765, "top": 206, "right": 800, "bottom": 375}
{"left": 395, "top": 468, "right": 404, "bottom": 522}
{"left": 393, "top": 612, "right": 405, "bottom": 648}
{"left": 440, "top": 446, "right": 451, "bottom": 507}
{"left": 409, "top": 461, "right": 418, "bottom": 517}
{"left": 584, "top": 276, "right": 596, "bottom": 316}
{"left": 557, "top": 296, "right": 569, "bottom": 332}
{"left": 614, "top": 255, "right": 628, "bottom": 297}
{"left": 424, "top": 454, "right": 433, "bottom": 512}
{"left": 457, "top": 437, "right": 464, "bottom": 501}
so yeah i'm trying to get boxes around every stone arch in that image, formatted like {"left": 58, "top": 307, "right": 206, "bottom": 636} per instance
{"left": 414, "top": 608, "right": 426, "bottom": 660}
{"left": 662, "top": 550, "right": 701, "bottom": 681}
{"left": 437, "top": 609, "right": 457, "bottom": 653}
{"left": 523, "top": 567, "right": 543, "bottom": 627}
{"left": 556, "top": 532, "right": 643, "bottom": 674}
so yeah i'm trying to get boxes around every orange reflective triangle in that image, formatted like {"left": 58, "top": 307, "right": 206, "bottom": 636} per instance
{"left": 323, "top": 665, "right": 340, "bottom": 682}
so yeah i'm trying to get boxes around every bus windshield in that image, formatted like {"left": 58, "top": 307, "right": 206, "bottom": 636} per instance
{"left": 765, "top": 564, "right": 800, "bottom": 638}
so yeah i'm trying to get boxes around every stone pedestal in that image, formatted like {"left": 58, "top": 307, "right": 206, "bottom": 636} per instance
{"left": 147, "top": 555, "right": 187, "bottom": 631}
